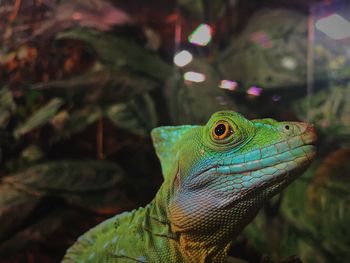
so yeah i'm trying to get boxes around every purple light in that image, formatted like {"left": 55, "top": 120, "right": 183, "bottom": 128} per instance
{"left": 216, "top": 96, "right": 228, "bottom": 105}
{"left": 272, "top": 95, "right": 281, "bottom": 102}
{"left": 250, "top": 31, "right": 273, "bottom": 49}
{"left": 247, "top": 86, "right": 263, "bottom": 96}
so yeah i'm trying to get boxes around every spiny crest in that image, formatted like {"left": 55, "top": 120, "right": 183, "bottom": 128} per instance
{"left": 151, "top": 125, "right": 198, "bottom": 180}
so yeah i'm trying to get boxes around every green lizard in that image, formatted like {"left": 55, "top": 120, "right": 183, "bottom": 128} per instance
{"left": 63, "top": 110, "right": 317, "bottom": 263}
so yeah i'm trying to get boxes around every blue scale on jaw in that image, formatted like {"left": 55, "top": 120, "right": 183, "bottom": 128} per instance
{"left": 212, "top": 145, "right": 308, "bottom": 180}
{"left": 230, "top": 154, "right": 246, "bottom": 165}
{"left": 243, "top": 149, "right": 262, "bottom": 162}
{"left": 260, "top": 144, "right": 278, "bottom": 158}
{"left": 260, "top": 156, "right": 278, "bottom": 167}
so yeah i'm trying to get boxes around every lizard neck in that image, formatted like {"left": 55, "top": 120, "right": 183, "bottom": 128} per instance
{"left": 175, "top": 193, "right": 268, "bottom": 262}
{"left": 148, "top": 179, "right": 264, "bottom": 262}
{"left": 178, "top": 231, "right": 233, "bottom": 263}
{"left": 145, "top": 182, "right": 179, "bottom": 240}
{"left": 142, "top": 184, "right": 188, "bottom": 262}
{"left": 151, "top": 183, "right": 234, "bottom": 262}
{"left": 149, "top": 183, "right": 171, "bottom": 222}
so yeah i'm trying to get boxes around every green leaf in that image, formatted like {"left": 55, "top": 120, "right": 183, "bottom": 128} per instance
{"left": 294, "top": 85, "right": 350, "bottom": 139}
{"left": 0, "top": 87, "right": 16, "bottom": 128}
{"left": 4, "top": 161, "right": 124, "bottom": 193}
{"left": 32, "top": 67, "right": 156, "bottom": 103}
{"left": 51, "top": 106, "right": 102, "bottom": 142}
{"left": 14, "top": 98, "right": 64, "bottom": 138}
{"left": 0, "top": 208, "right": 76, "bottom": 257}
{"left": 20, "top": 144, "right": 44, "bottom": 162}
{"left": 177, "top": 0, "right": 204, "bottom": 17}
{"left": 0, "top": 160, "right": 132, "bottom": 250}
{"left": 106, "top": 94, "right": 157, "bottom": 136}
{"left": 0, "top": 87, "right": 15, "bottom": 111}
{"left": 57, "top": 29, "right": 172, "bottom": 81}
{"left": 177, "top": 0, "right": 227, "bottom": 20}
{"left": 31, "top": 70, "right": 113, "bottom": 90}
{"left": 0, "top": 184, "right": 41, "bottom": 240}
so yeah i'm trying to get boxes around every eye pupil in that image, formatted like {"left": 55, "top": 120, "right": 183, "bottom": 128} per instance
{"left": 215, "top": 124, "right": 226, "bottom": 136}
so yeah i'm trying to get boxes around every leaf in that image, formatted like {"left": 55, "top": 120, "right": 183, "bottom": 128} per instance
{"left": 57, "top": 29, "right": 172, "bottom": 81}
{"left": 20, "top": 144, "right": 44, "bottom": 162}
{"left": 177, "top": 0, "right": 204, "bottom": 17}
{"left": 0, "top": 184, "right": 41, "bottom": 240}
{"left": 0, "top": 208, "right": 76, "bottom": 258}
{"left": 51, "top": 106, "right": 102, "bottom": 142}
{"left": 106, "top": 94, "right": 157, "bottom": 136}
{"left": 4, "top": 161, "right": 124, "bottom": 193}
{"left": 0, "top": 87, "right": 16, "bottom": 128}
{"left": 165, "top": 58, "right": 239, "bottom": 124}
{"left": 178, "top": 0, "right": 228, "bottom": 19}
{"left": 32, "top": 68, "right": 115, "bottom": 90}
{"left": 0, "top": 160, "right": 132, "bottom": 253}
{"left": 14, "top": 98, "right": 64, "bottom": 138}
{"left": 218, "top": 9, "right": 308, "bottom": 90}
{"left": 294, "top": 85, "right": 350, "bottom": 138}
{"left": 62, "top": 189, "right": 135, "bottom": 214}
{"left": 32, "top": 67, "right": 156, "bottom": 102}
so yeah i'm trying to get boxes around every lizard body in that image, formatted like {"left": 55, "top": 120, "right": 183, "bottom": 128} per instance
{"left": 63, "top": 111, "right": 317, "bottom": 263}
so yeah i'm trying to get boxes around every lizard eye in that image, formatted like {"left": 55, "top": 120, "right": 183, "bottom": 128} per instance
{"left": 212, "top": 121, "right": 233, "bottom": 140}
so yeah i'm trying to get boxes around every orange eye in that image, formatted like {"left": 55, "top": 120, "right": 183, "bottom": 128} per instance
{"left": 212, "top": 121, "right": 233, "bottom": 140}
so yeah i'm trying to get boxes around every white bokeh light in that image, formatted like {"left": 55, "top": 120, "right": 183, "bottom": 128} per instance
{"left": 173, "top": 50, "right": 193, "bottom": 67}
{"left": 188, "top": 24, "right": 212, "bottom": 46}
{"left": 316, "top": 14, "right": 350, "bottom": 40}
{"left": 184, "top": 71, "right": 206, "bottom": 83}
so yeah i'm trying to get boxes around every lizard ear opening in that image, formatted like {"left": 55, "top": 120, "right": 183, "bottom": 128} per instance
{"left": 151, "top": 125, "right": 196, "bottom": 180}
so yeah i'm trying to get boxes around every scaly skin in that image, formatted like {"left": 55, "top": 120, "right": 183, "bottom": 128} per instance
{"left": 62, "top": 111, "right": 317, "bottom": 263}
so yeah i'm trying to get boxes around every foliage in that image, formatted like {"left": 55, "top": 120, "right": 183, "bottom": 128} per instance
{"left": 0, "top": 161, "right": 135, "bottom": 258}
{"left": 243, "top": 148, "right": 350, "bottom": 263}
{"left": 294, "top": 85, "right": 350, "bottom": 141}
{"left": 178, "top": 0, "right": 229, "bottom": 20}
{"left": 0, "top": 1, "right": 168, "bottom": 260}
{"left": 57, "top": 29, "right": 172, "bottom": 81}
{"left": 0, "top": 88, "right": 16, "bottom": 128}
{"left": 0, "top": 0, "right": 349, "bottom": 262}
{"left": 14, "top": 98, "right": 65, "bottom": 138}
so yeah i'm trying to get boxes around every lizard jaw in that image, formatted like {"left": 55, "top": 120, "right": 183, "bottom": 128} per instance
{"left": 214, "top": 124, "right": 317, "bottom": 204}
{"left": 188, "top": 124, "right": 317, "bottom": 200}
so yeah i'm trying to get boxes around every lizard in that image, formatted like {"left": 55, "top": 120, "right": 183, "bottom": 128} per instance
{"left": 62, "top": 110, "right": 317, "bottom": 263}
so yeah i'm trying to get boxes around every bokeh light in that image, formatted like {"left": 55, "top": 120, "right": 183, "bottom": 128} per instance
{"left": 174, "top": 50, "right": 193, "bottom": 67}
{"left": 184, "top": 71, "right": 206, "bottom": 83}
{"left": 188, "top": 24, "right": 212, "bottom": 46}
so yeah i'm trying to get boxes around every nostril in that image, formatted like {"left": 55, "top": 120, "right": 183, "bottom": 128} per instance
{"left": 285, "top": 125, "right": 290, "bottom": 130}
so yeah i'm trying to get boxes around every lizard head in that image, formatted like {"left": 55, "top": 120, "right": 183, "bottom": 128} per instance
{"left": 151, "top": 110, "right": 317, "bottom": 238}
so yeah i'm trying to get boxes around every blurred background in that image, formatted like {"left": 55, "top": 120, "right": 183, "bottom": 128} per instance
{"left": 0, "top": 0, "right": 349, "bottom": 262}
